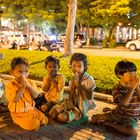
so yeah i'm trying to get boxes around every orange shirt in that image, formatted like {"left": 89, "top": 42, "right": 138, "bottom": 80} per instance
{"left": 5, "top": 79, "right": 36, "bottom": 113}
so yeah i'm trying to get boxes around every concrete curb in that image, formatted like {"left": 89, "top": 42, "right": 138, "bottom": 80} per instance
{"left": 0, "top": 74, "right": 113, "bottom": 103}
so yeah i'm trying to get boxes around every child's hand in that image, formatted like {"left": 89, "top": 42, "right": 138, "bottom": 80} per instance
{"left": 50, "top": 70, "right": 57, "bottom": 79}
{"left": 122, "top": 72, "right": 139, "bottom": 89}
{"left": 74, "top": 72, "right": 79, "bottom": 87}
{"left": 22, "top": 75, "right": 31, "bottom": 88}
{"left": 135, "top": 77, "right": 140, "bottom": 90}
{"left": 20, "top": 75, "right": 27, "bottom": 89}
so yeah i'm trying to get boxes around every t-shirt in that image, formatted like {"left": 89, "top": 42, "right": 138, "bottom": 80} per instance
{"left": 5, "top": 79, "right": 36, "bottom": 113}
{"left": 112, "top": 83, "right": 140, "bottom": 118}
{"left": 43, "top": 74, "right": 65, "bottom": 103}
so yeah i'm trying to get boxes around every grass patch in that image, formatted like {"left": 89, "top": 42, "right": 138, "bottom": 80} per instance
{"left": 0, "top": 49, "right": 140, "bottom": 94}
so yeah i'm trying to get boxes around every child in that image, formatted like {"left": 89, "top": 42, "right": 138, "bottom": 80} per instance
{"left": 49, "top": 53, "right": 96, "bottom": 122}
{"left": 5, "top": 56, "right": 48, "bottom": 130}
{"left": 35, "top": 56, "right": 65, "bottom": 114}
{"left": 92, "top": 60, "right": 140, "bottom": 136}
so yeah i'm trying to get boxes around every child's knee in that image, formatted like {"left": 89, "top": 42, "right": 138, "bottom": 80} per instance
{"left": 40, "top": 104, "right": 49, "bottom": 112}
{"left": 49, "top": 108, "right": 59, "bottom": 119}
{"left": 57, "top": 112, "right": 69, "bottom": 123}
{"left": 20, "top": 119, "right": 40, "bottom": 130}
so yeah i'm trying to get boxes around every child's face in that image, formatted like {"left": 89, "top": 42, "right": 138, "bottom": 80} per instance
{"left": 71, "top": 60, "right": 84, "bottom": 76}
{"left": 11, "top": 64, "right": 29, "bottom": 81}
{"left": 45, "top": 61, "right": 58, "bottom": 75}
{"left": 121, "top": 71, "right": 136, "bottom": 78}
{"left": 120, "top": 71, "right": 137, "bottom": 83}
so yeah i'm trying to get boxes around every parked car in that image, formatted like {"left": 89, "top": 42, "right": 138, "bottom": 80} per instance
{"left": 126, "top": 38, "right": 140, "bottom": 51}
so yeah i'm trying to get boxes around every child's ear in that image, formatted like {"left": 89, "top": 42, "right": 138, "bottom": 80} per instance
{"left": 44, "top": 65, "right": 47, "bottom": 69}
{"left": 10, "top": 69, "right": 13, "bottom": 75}
{"left": 117, "top": 72, "right": 122, "bottom": 79}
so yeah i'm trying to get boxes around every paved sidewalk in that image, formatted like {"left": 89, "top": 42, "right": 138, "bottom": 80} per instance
{"left": 0, "top": 100, "right": 139, "bottom": 140}
{"left": 0, "top": 75, "right": 139, "bottom": 140}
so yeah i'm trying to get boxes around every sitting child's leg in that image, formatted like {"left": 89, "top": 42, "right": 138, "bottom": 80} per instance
{"left": 57, "top": 111, "right": 69, "bottom": 123}
{"left": 92, "top": 113, "right": 110, "bottom": 124}
{"left": 57, "top": 108, "right": 81, "bottom": 123}
{"left": 34, "top": 94, "right": 47, "bottom": 110}
{"left": 104, "top": 118, "right": 138, "bottom": 136}
{"left": 49, "top": 103, "right": 66, "bottom": 119}
{"left": 12, "top": 109, "right": 48, "bottom": 131}
{"left": 92, "top": 112, "right": 138, "bottom": 136}
{"left": 41, "top": 102, "right": 55, "bottom": 113}
{"left": 49, "top": 107, "right": 59, "bottom": 119}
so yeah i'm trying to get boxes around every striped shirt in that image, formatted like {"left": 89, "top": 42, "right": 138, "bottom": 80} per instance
{"left": 112, "top": 83, "right": 140, "bottom": 118}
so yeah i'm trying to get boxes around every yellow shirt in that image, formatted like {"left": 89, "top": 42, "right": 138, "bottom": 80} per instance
{"left": 43, "top": 74, "right": 65, "bottom": 103}
{"left": 5, "top": 79, "right": 36, "bottom": 113}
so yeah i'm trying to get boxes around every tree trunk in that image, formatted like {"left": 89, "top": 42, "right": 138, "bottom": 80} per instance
{"left": 86, "top": 25, "right": 90, "bottom": 47}
{"left": 64, "top": 0, "right": 77, "bottom": 56}
{"left": 23, "top": 23, "right": 30, "bottom": 37}
{"left": 103, "top": 25, "right": 115, "bottom": 48}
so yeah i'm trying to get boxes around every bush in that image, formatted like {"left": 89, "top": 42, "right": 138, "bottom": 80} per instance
{"left": 0, "top": 50, "right": 140, "bottom": 94}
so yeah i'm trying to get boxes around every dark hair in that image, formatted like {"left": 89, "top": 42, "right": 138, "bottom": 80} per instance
{"left": 11, "top": 56, "right": 29, "bottom": 69}
{"left": 45, "top": 56, "right": 60, "bottom": 69}
{"left": 70, "top": 53, "right": 87, "bottom": 72}
{"left": 115, "top": 60, "right": 137, "bottom": 78}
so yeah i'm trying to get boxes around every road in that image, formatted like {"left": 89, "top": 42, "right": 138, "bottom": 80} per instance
{"left": 1, "top": 44, "right": 140, "bottom": 59}
{"left": 73, "top": 47, "right": 140, "bottom": 59}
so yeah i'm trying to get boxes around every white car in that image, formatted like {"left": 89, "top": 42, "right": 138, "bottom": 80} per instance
{"left": 126, "top": 38, "right": 140, "bottom": 51}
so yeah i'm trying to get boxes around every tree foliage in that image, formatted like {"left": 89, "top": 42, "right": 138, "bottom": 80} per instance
{"left": 128, "top": 0, "right": 140, "bottom": 28}
{"left": 0, "top": 0, "right": 68, "bottom": 33}
{"left": 90, "top": 0, "right": 130, "bottom": 47}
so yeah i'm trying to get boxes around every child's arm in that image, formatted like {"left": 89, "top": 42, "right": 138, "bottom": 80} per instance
{"left": 52, "top": 75, "right": 65, "bottom": 93}
{"left": 24, "top": 78, "right": 39, "bottom": 99}
{"left": 77, "top": 84, "right": 94, "bottom": 100}
{"left": 14, "top": 76, "right": 26, "bottom": 102}
{"left": 42, "top": 76, "right": 50, "bottom": 92}
{"left": 119, "top": 88, "right": 135, "bottom": 106}
{"left": 14, "top": 88, "right": 25, "bottom": 103}
{"left": 75, "top": 72, "right": 95, "bottom": 100}
{"left": 135, "top": 76, "right": 140, "bottom": 100}
{"left": 119, "top": 73, "right": 139, "bottom": 106}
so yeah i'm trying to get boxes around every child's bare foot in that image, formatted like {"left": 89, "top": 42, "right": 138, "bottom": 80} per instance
{"left": 92, "top": 114, "right": 106, "bottom": 124}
